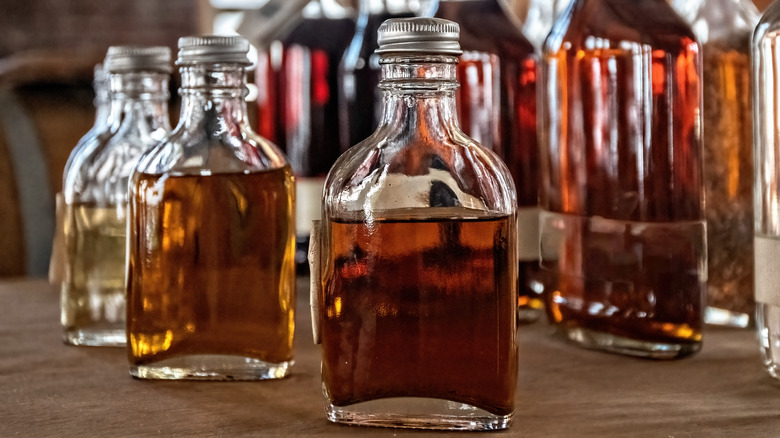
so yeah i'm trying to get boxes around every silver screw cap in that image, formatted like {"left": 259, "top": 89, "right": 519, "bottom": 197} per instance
{"left": 104, "top": 46, "right": 172, "bottom": 73}
{"left": 177, "top": 35, "right": 252, "bottom": 66}
{"left": 376, "top": 18, "right": 462, "bottom": 55}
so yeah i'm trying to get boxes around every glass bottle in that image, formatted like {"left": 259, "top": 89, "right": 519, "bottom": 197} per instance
{"left": 671, "top": 0, "right": 758, "bottom": 328}
{"left": 319, "top": 18, "right": 518, "bottom": 430}
{"left": 61, "top": 46, "right": 172, "bottom": 347}
{"left": 516, "top": 0, "right": 574, "bottom": 52}
{"left": 128, "top": 36, "right": 296, "bottom": 380}
{"left": 434, "top": 0, "right": 542, "bottom": 322}
{"left": 256, "top": 0, "right": 355, "bottom": 273}
{"left": 50, "top": 63, "right": 111, "bottom": 286}
{"left": 754, "top": 1, "right": 780, "bottom": 380}
{"left": 539, "top": 0, "right": 706, "bottom": 359}
{"left": 338, "top": 0, "right": 419, "bottom": 152}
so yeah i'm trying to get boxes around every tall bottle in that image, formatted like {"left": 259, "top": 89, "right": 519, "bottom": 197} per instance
{"left": 540, "top": 0, "right": 706, "bottom": 358}
{"left": 671, "top": 0, "right": 758, "bottom": 328}
{"left": 338, "top": 0, "right": 418, "bottom": 151}
{"left": 50, "top": 63, "right": 111, "bottom": 285}
{"left": 319, "top": 18, "right": 518, "bottom": 430}
{"left": 128, "top": 36, "right": 296, "bottom": 380}
{"left": 61, "top": 47, "right": 172, "bottom": 347}
{"left": 256, "top": 0, "right": 355, "bottom": 273}
{"left": 434, "top": 0, "right": 542, "bottom": 322}
{"left": 754, "top": 1, "right": 780, "bottom": 379}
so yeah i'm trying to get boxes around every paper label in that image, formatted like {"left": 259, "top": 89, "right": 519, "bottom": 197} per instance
{"left": 296, "top": 177, "right": 325, "bottom": 238}
{"left": 309, "top": 220, "right": 322, "bottom": 345}
{"left": 755, "top": 235, "right": 780, "bottom": 306}
{"left": 517, "top": 206, "right": 541, "bottom": 262}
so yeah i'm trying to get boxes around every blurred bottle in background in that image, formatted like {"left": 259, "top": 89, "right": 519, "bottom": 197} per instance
{"left": 256, "top": 0, "right": 356, "bottom": 273}
{"left": 672, "top": 0, "right": 758, "bottom": 328}
{"left": 540, "top": 0, "right": 705, "bottom": 359}
{"left": 433, "top": 0, "right": 542, "bottom": 322}
{"left": 508, "top": 0, "right": 573, "bottom": 52}
{"left": 49, "top": 64, "right": 111, "bottom": 286}
{"left": 338, "top": 0, "right": 423, "bottom": 152}
{"left": 62, "top": 46, "right": 172, "bottom": 347}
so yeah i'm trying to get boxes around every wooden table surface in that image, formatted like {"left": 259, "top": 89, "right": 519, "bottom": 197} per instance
{"left": 2, "top": 278, "right": 780, "bottom": 437}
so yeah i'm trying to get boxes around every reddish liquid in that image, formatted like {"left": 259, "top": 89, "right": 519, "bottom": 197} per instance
{"left": 127, "top": 168, "right": 296, "bottom": 366}
{"left": 435, "top": 0, "right": 542, "bottom": 315}
{"left": 540, "top": 0, "right": 704, "bottom": 350}
{"left": 322, "top": 213, "right": 517, "bottom": 416}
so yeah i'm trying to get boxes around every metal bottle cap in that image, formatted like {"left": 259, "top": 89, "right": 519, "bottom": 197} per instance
{"left": 376, "top": 18, "right": 462, "bottom": 55}
{"left": 104, "top": 46, "right": 172, "bottom": 73}
{"left": 177, "top": 35, "right": 253, "bottom": 66}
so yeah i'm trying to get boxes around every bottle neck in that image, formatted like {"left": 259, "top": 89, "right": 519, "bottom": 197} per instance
{"left": 377, "top": 54, "right": 460, "bottom": 133}
{"left": 106, "top": 71, "right": 170, "bottom": 132}
{"left": 177, "top": 64, "right": 251, "bottom": 132}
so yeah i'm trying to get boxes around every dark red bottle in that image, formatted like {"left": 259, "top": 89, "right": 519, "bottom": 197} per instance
{"left": 256, "top": 0, "right": 355, "bottom": 272}
{"left": 434, "top": 0, "right": 542, "bottom": 322}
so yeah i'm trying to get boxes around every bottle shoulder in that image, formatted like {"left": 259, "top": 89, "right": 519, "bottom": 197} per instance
{"left": 324, "top": 131, "right": 517, "bottom": 219}
{"left": 134, "top": 121, "right": 289, "bottom": 177}
{"left": 547, "top": 0, "right": 698, "bottom": 54}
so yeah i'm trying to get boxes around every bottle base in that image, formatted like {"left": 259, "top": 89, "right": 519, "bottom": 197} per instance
{"left": 325, "top": 398, "right": 512, "bottom": 431}
{"left": 705, "top": 306, "right": 751, "bottom": 328}
{"left": 63, "top": 328, "right": 126, "bottom": 347}
{"left": 555, "top": 326, "right": 701, "bottom": 360}
{"left": 130, "top": 355, "right": 292, "bottom": 380}
{"left": 756, "top": 302, "right": 780, "bottom": 380}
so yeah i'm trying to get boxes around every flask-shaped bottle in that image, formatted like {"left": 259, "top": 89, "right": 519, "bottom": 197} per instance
{"left": 319, "top": 18, "right": 518, "bottom": 430}
{"left": 61, "top": 47, "right": 172, "bottom": 346}
{"left": 128, "top": 36, "right": 296, "bottom": 380}
{"left": 434, "top": 0, "right": 542, "bottom": 322}
{"left": 540, "top": 0, "right": 706, "bottom": 358}
{"left": 671, "top": 0, "right": 758, "bottom": 328}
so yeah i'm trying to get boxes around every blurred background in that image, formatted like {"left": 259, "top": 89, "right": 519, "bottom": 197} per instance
{"left": 0, "top": 0, "right": 772, "bottom": 278}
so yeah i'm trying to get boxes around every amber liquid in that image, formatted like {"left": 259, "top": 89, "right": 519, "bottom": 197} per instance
{"left": 322, "top": 211, "right": 517, "bottom": 416}
{"left": 541, "top": 0, "right": 704, "bottom": 353}
{"left": 127, "top": 167, "right": 296, "bottom": 366}
{"left": 436, "top": 0, "right": 542, "bottom": 317}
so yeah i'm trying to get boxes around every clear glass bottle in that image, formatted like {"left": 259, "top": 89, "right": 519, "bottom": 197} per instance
{"left": 434, "top": 0, "right": 542, "bottom": 322}
{"left": 256, "top": 0, "right": 355, "bottom": 273}
{"left": 50, "top": 63, "right": 111, "bottom": 286}
{"left": 128, "top": 36, "right": 296, "bottom": 380}
{"left": 540, "top": 0, "right": 706, "bottom": 359}
{"left": 672, "top": 0, "right": 758, "bottom": 330}
{"left": 514, "top": 0, "right": 573, "bottom": 52}
{"left": 753, "top": 1, "right": 780, "bottom": 379}
{"left": 61, "top": 47, "right": 172, "bottom": 347}
{"left": 319, "top": 18, "right": 518, "bottom": 430}
{"left": 338, "top": 0, "right": 419, "bottom": 152}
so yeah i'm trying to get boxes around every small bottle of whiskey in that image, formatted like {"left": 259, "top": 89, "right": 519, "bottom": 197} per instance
{"left": 319, "top": 18, "right": 518, "bottom": 430}
{"left": 61, "top": 47, "right": 172, "bottom": 347}
{"left": 127, "top": 36, "right": 296, "bottom": 380}
{"left": 540, "top": 0, "right": 706, "bottom": 358}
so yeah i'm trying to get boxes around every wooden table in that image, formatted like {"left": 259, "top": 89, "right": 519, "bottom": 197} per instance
{"left": 2, "top": 278, "right": 779, "bottom": 437}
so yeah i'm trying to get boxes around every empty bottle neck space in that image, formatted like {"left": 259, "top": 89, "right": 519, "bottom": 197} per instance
{"left": 108, "top": 72, "right": 170, "bottom": 100}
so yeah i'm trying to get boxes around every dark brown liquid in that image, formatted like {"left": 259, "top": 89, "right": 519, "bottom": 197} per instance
{"left": 127, "top": 168, "right": 296, "bottom": 365}
{"left": 322, "top": 213, "right": 517, "bottom": 416}
{"left": 435, "top": 0, "right": 542, "bottom": 315}
{"left": 540, "top": 0, "right": 704, "bottom": 351}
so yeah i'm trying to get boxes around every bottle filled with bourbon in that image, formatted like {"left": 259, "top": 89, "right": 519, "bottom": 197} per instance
{"left": 61, "top": 47, "right": 172, "bottom": 347}
{"left": 127, "top": 36, "right": 296, "bottom": 380}
{"left": 256, "top": 0, "right": 355, "bottom": 273}
{"left": 671, "top": 0, "right": 758, "bottom": 328}
{"left": 434, "top": 0, "right": 542, "bottom": 322}
{"left": 539, "top": 0, "right": 706, "bottom": 358}
{"left": 753, "top": 1, "right": 780, "bottom": 380}
{"left": 318, "top": 18, "right": 518, "bottom": 430}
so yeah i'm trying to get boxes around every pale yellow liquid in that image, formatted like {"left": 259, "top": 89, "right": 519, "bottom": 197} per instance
{"left": 61, "top": 204, "right": 127, "bottom": 346}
